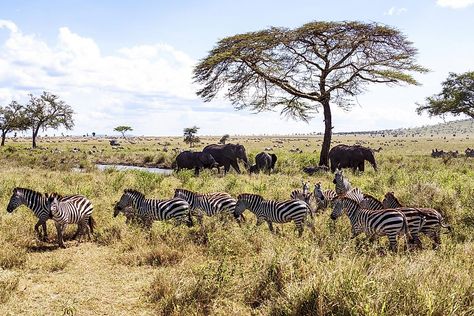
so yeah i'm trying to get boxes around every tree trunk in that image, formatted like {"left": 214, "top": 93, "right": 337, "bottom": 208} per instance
{"left": 1, "top": 130, "right": 6, "bottom": 146}
{"left": 32, "top": 126, "right": 40, "bottom": 148}
{"left": 319, "top": 99, "right": 332, "bottom": 167}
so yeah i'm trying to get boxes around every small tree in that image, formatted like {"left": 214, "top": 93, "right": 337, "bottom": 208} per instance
{"left": 183, "top": 126, "right": 200, "bottom": 147}
{"left": 417, "top": 71, "right": 474, "bottom": 119}
{"left": 0, "top": 101, "right": 27, "bottom": 146}
{"left": 24, "top": 92, "right": 74, "bottom": 148}
{"left": 114, "top": 126, "right": 133, "bottom": 138}
{"left": 219, "top": 134, "right": 230, "bottom": 144}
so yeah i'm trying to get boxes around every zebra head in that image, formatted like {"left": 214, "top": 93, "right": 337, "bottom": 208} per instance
{"left": 114, "top": 189, "right": 144, "bottom": 217}
{"left": 235, "top": 194, "right": 263, "bottom": 218}
{"left": 382, "top": 191, "right": 402, "bottom": 209}
{"left": 313, "top": 183, "right": 325, "bottom": 202}
{"left": 330, "top": 197, "right": 345, "bottom": 220}
{"left": 46, "top": 194, "right": 60, "bottom": 217}
{"left": 7, "top": 187, "right": 27, "bottom": 213}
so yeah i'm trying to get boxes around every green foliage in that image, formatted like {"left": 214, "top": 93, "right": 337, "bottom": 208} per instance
{"left": 113, "top": 125, "right": 133, "bottom": 138}
{"left": 417, "top": 71, "right": 474, "bottom": 119}
{"left": 183, "top": 125, "right": 200, "bottom": 147}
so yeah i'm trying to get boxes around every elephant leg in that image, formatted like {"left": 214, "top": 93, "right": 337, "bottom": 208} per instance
{"left": 230, "top": 160, "right": 241, "bottom": 173}
{"left": 359, "top": 162, "right": 365, "bottom": 172}
{"left": 194, "top": 167, "right": 200, "bottom": 176}
{"left": 223, "top": 163, "right": 231, "bottom": 174}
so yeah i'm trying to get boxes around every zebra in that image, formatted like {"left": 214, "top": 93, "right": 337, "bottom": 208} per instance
{"left": 313, "top": 182, "right": 337, "bottom": 212}
{"left": 114, "top": 189, "right": 193, "bottom": 228}
{"left": 383, "top": 192, "right": 451, "bottom": 249}
{"left": 173, "top": 188, "right": 240, "bottom": 223}
{"left": 6, "top": 187, "right": 92, "bottom": 242}
{"left": 290, "top": 180, "right": 314, "bottom": 215}
{"left": 349, "top": 192, "right": 426, "bottom": 248}
{"left": 234, "top": 193, "right": 314, "bottom": 237}
{"left": 330, "top": 191, "right": 411, "bottom": 252}
{"left": 333, "top": 169, "right": 352, "bottom": 195}
{"left": 47, "top": 194, "right": 95, "bottom": 248}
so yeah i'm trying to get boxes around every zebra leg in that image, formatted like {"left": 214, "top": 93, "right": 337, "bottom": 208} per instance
{"left": 295, "top": 221, "right": 304, "bottom": 237}
{"left": 256, "top": 217, "right": 264, "bottom": 226}
{"left": 55, "top": 222, "right": 66, "bottom": 248}
{"left": 35, "top": 220, "right": 47, "bottom": 241}
{"left": 305, "top": 218, "right": 316, "bottom": 234}
{"left": 387, "top": 234, "right": 398, "bottom": 252}
{"left": 266, "top": 221, "right": 274, "bottom": 233}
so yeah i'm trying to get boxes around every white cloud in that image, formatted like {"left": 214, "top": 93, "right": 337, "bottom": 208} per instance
{"left": 436, "top": 0, "right": 474, "bottom": 8}
{"left": 384, "top": 7, "right": 408, "bottom": 16}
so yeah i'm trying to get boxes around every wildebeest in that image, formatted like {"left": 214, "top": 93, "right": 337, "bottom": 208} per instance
{"left": 173, "top": 151, "right": 218, "bottom": 175}
{"left": 328, "top": 144, "right": 377, "bottom": 172}
{"left": 249, "top": 152, "right": 277, "bottom": 174}
{"left": 203, "top": 143, "right": 249, "bottom": 174}
{"left": 466, "top": 148, "right": 474, "bottom": 157}
{"left": 302, "top": 165, "right": 329, "bottom": 175}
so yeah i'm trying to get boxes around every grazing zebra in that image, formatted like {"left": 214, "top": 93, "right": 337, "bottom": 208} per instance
{"left": 313, "top": 183, "right": 337, "bottom": 212}
{"left": 6, "top": 187, "right": 91, "bottom": 242}
{"left": 347, "top": 192, "right": 426, "bottom": 248}
{"left": 333, "top": 169, "right": 352, "bottom": 195}
{"left": 330, "top": 192, "right": 411, "bottom": 251}
{"left": 235, "top": 193, "right": 314, "bottom": 237}
{"left": 114, "top": 189, "right": 193, "bottom": 228}
{"left": 47, "top": 194, "right": 95, "bottom": 248}
{"left": 383, "top": 192, "right": 451, "bottom": 249}
{"left": 173, "top": 188, "right": 240, "bottom": 223}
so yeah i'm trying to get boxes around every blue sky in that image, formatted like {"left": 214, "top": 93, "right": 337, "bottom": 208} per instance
{"left": 0, "top": 0, "right": 473, "bottom": 136}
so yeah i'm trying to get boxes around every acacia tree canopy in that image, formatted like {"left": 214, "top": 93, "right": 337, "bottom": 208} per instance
{"left": 183, "top": 126, "right": 200, "bottom": 147}
{"left": 417, "top": 71, "right": 474, "bottom": 119}
{"left": 0, "top": 101, "right": 27, "bottom": 146}
{"left": 194, "top": 21, "right": 427, "bottom": 166}
{"left": 24, "top": 92, "right": 74, "bottom": 148}
{"left": 114, "top": 125, "right": 133, "bottom": 138}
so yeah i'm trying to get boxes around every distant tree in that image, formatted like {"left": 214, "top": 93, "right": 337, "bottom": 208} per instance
{"left": 417, "top": 71, "right": 474, "bottom": 119}
{"left": 92, "top": 132, "right": 96, "bottom": 137}
{"left": 114, "top": 126, "right": 133, "bottom": 138}
{"left": 24, "top": 92, "right": 74, "bottom": 148}
{"left": 219, "top": 134, "right": 230, "bottom": 144}
{"left": 0, "top": 101, "right": 27, "bottom": 146}
{"left": 194, "top": 21, "right": 427, "bottom": 166}
{"left": 183, "top": 126, "right": 200, "bottom": 147}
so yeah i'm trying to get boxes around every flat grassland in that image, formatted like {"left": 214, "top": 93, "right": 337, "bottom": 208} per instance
{"left": 0, "top": 132, "right": 473, "bottom": 315}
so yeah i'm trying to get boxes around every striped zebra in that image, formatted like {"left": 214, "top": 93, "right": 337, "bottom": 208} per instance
{"left": 6, "top": 187, "right": 92, "bottom": 242}
{"left": 347, "top": 192, "right": 426, "bottom": 248}
{"left": 383, "top": 192, "right": 451, "bottom": 249}
{"left": 313, "top": 183, "right": 337, "bottom": 212}
{"left": 114, "top": 189, "right": 193, "bottom": 228}
{"left": 290, "top": 181, "right": 314, "bottom": 215}
{"left": 330, "top": 191, "right": 411, "bottom": 251}
{"left": 235, "top": 193, "right": 314, "bottom": 237}
{"left": 333, "top": 169, "right": 352, "bottom": 195}
{"left": 47, "top": 194, "right": 95, "bottom": 248}
{"left": 173, "top": 188, "right": 240, "bottom": 223}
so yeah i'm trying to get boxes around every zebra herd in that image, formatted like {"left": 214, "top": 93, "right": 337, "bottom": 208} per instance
{"left": 5, "top": 169, "right": 451, "bottom": 251}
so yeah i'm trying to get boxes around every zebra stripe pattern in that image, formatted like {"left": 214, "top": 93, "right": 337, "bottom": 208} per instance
{"left": 313, "top": 183, "right": 337, "bottom": 211}
{"left": 290, "top": 181, "right": 311, "bottom": 203}
{"left": 343, "top": 191, "right": 429, "bottom": 248}
{"left": 114, "top": 189, "right": 193, "bottom": 228}
{"left": 333, "top": 169, "right": 352, "bottom": 195}
{"left": 47, "top": 194, "right": 95, "bottom": 248}
{"left": 7, "top": 187, "right": 51, "bottom": 241}
{"left": 383, "top": 192, "right": 451, "bottom": 249}
{"left": 331, "top": 191, "right": 411, "bottom": 251}
{"left": 173, "top": 188, "right": 239, "bottom": 223}
{"left": 235, "top": 193, "right": 314, "bottom": 237}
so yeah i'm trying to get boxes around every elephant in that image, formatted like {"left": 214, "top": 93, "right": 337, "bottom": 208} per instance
{"left": 328, "top": 144, "right": 377, "bottom": 172}
{"left": 174, "top": 151, "right": 218, "bottom": 175}
{"left": 249, "top": 152, "right": 278, "bottom": 174}
{"left": 203, "top": 143, "right": 249, "bottom": 174}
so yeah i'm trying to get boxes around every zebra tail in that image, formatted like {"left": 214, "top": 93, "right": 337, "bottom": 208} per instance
{"left": 186, "top": 211, "right": 194, "bottom": 227}
{"left": 88, "top": 216, "right": 96, "bottom": 234}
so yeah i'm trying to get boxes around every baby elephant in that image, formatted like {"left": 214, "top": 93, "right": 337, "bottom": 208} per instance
{"left": 249, "top": 152, "right": 277, "bottom": 174}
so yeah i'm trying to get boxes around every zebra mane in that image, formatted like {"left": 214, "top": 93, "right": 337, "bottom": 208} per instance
{"left": 238, "top": 193, "right": 264, "bottom": 202}
{"left": 14, "top": 187, "right": 52, "bottom": 199}
{"left": 175, "top": 188, "right": 193, "bottom": 195}
{"left": 124, "top": 189, "right": 145, "bottom": 198}
{"left": 363, "top": 193, "right": 382, "bottom": 203}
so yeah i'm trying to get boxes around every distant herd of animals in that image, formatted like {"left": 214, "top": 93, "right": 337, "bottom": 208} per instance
{"left": 6, "top": 167, "right": 451, "bottom": 251}
{"left": 431, "top": 148, "right": 474, "bottom": 158}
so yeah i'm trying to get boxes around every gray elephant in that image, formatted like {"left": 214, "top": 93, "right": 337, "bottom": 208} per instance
{"left": 203, "top": 143, "right": 249, "bottom": 174}
{"left": 249, "top": 152, "right": 277, "bottom": 174}
{"left": 174, "top": 151, "right": 218, "bottom": 175}
{"left": 328, "top": 144, "right": 377, "bottom": 172}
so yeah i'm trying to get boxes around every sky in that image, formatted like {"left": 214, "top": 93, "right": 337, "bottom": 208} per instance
{"left": 0, "top": 0, "right": 473, "bottom": 136}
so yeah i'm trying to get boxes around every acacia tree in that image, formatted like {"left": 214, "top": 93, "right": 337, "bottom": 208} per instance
{"left": 417, "top": 71, "right": 474, "bottom": 119}
{"left": 183, "top": 126, "right": 200, "bottom": 147}
{"left": 24, "top": 92, "right": 74, "bottom": 148}
{"left": 114, "top": 126, "right": 133, "bottom": 138}
{"left": 194, "top": 21, "right": 427, "bottom": 166}
{"left": 0, "top": 101, "right": 27, "bottom": 146}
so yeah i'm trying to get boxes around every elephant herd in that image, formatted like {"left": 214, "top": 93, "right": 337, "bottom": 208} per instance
{"left": 174, "top": 143, "right": 378, "bottom": 175}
